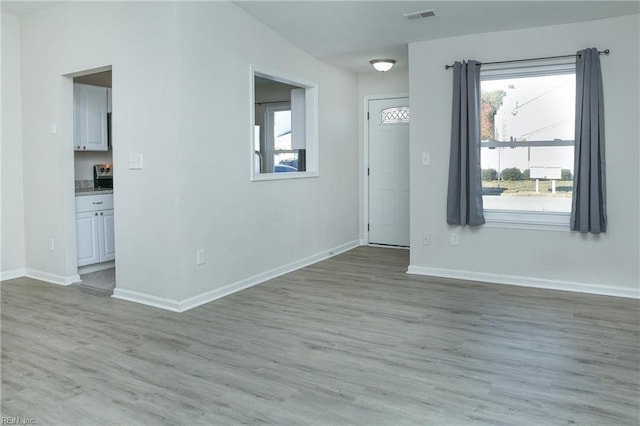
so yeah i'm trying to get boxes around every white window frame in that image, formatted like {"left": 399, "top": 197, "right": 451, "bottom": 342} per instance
{"left": 250, "top": 65, "right": 318, "bottom": 182}
{"left": 480, "top": 62, "right": 576, "bottom": 231}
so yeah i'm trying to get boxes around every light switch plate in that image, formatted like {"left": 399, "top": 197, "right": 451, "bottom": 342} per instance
{"left": 196, "top": 248, "right": 206, "bottom": 265}
{"left": 129, "top": 154, "right": 143, "bottom": 170}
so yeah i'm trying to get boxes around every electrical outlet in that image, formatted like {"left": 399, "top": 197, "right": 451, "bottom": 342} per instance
{"left": 128, "top": 154, "right": 143, "bottom": 170}
{"left": 422, "top": 152, "right": 430, "bottom": 165}
{"left": 422, "top": 233, "right": 430, "bottom": 245}
{"left": 450, "top": 233, "right": 459, "bottom": 246}
{"left": 196, "top": 248, "right": 206, "bottom": 265}
{"left": 48, "top": 238, "right": 55, "bottom": 251}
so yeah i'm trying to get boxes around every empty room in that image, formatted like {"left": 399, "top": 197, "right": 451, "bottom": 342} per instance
{"left": 1, "top": 1, "right": 638, "bottom": 424}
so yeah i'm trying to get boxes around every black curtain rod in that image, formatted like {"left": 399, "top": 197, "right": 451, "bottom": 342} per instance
{"left": 444, "top": 49, "right": 610, "bottom": 70}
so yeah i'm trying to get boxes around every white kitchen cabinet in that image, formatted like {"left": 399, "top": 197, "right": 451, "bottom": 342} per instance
{"left": 76, "top": 194, "right": 115, "bottom": 267}
{"left": 74, "top": 83, "right": 108, "bottom": 151}
{"left": 76, "top": 211, "right": 100, "bottom": 266}
{"left": 100, "top": 209, "right": 115, "bottom": 262}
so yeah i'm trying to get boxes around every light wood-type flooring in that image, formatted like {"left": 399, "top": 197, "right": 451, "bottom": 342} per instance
{"left": 75, "top": 267, "right": 116, "bottom": 294}
{"left": 2, "top": 247, "right": 639, "bottom": 425}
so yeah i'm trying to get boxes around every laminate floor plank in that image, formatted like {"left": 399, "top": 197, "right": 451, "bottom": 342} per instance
{"left": 2, "top": 246, "right": 638, "bottom": 425}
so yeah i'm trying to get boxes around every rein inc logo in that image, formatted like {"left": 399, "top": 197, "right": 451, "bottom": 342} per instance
{"left": 1, "top": 418, "right": 35, "bottom": 425}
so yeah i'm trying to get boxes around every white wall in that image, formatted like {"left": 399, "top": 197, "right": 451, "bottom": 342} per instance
{"left": 17, "top": 2, "right": 359, "bottom": 308}
{"left": 409, "top": 15, "right": 640, "bottom": 297}
{"left": 358, "top": 69, "right": 409, "bottom": 100}
{"left": 357, "top": 69, "right": 409, "bottom": 241}
{"left": 19, "top": 2, "right": 180, "bottom": 288}
{"left": 1, "top": 12, "right": 26, "bottom": 280}
{"left": 172, "top": 2, "right": 359, "bottom": 305}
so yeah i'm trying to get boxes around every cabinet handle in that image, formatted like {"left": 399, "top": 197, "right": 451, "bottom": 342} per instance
{"left": 76, "top": 146, "right": 80, "bottom": 149}
{"left": 95, "top": 213, "right": 98, "bottom": 216}
{"left": 92, "top": 201, "right": 103, "bottom": 205}
{"left": 83, "top": 146, "right": 86, "bottom": 150}
{"left": 100, "top": 212, "right": 103, "bottom": 216}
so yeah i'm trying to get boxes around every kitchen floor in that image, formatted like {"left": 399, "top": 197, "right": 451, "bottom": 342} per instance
{"left": 77, "top": 267, "right": 115, "bottom": 294}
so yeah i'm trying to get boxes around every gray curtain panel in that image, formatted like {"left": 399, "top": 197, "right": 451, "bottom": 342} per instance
{"left": 571, "top": 48, "right": 607, "bottom": 233}
{"left": 447, "top": 60, "right": 485, "bottom": 226}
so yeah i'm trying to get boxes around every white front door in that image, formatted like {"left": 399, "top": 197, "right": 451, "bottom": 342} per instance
{"left": 368, "top": 98, "right": 410, "bottom": 247}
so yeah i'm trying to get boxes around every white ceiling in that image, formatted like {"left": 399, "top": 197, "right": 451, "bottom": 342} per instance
{"left": 235, "top": 1, "right": 640, "bottom": 72}
{"left": 2, "top": 1, "right": 638, "bottom": 73}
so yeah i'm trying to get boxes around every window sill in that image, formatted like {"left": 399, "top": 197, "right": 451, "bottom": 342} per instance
{"left": 251, "top": 171, "right": 319, "bottom": 182}
{"left": 483, "top": 209, "right": 570, "bottom": 232}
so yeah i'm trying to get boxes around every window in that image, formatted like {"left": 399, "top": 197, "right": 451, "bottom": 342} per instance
{"left": 381, "top": 106, "right": 410, "bottom": 124}
{"left": 264, "top": 104, "right": 302, "bottom": 173}
{"left": 251, "top": 67, "right": 318, "bottom": 181}
{"left": 480, "top": 63, "right": 576, "bottom": 229}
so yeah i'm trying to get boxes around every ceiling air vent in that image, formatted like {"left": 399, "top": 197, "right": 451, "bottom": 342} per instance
{"left": 404, "top": 9, "right": 436, "bottom": 22}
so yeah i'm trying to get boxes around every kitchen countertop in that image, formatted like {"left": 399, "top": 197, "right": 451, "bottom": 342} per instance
{"left": 75, "top": 188, "right": 114, "bottom": 197}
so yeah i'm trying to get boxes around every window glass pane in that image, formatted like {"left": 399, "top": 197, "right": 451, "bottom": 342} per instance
{"left": 381, "top": 106, "right": 410, "bottom": 124}
{"left": 274, "top": 152, "right": 298, "bottom": 172}
{"left": 481, "top": 70, "right": 575, "bottom": 214}
{"left": 273, "top": 110, "right": 292, "bottom": 150}
{"left": 482, "top": 73, "right": 575, "bottom": 142}
{"left": 481, "top": 146, "right": 573, "bottom": 212}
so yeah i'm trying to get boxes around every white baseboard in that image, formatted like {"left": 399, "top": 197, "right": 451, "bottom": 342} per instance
{"left": 78, "top": 261, "right": 115, "bottom": 275}
{"left": 112, "top": 288, "right": 181, "bottom": 312}
{"left": 368, "top": 243, "right": 409, "bottom": 250}
{"left": 112, "top": 240, "right": 361, "bottom": 313}
{"left": 1, "top": 268, "right": 26, "bottom": 281}
{"left": 178, "top": 240, "right": 360, "bottom": 312}
{"left": 406, "top": 265, "right": 639, "bottom": 299}
{"left": 25, "top": 268, "right": 81, "bottom": 286}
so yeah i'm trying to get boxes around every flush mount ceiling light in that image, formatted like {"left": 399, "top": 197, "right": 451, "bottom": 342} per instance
{"left": 370, "top": 59, "right": 396, "bottom": 72}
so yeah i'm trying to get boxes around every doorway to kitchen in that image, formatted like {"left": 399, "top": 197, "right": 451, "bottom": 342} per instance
{"left": 367, "top": 97, "right": 410, "bottom": 247}
{"left": 71, "top": 67, "right": 117, "bottom": 294}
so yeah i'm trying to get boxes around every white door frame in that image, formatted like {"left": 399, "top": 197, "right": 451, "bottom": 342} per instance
{"left": 363, "top": 93, "right": 409, "bottom": 246}
{"left": 65, "top": 66, "right": 117, "bottom": 277}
